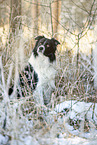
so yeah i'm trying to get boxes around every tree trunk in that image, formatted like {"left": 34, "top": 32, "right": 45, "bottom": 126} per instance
{"left": 32, "top": 0, "right": 40, "bottom": 37}
{"left": 9, "top": 0, "right": 24, "bottom": 76}
{"left": 52, "top": 0, "right": 61, "bottom": 38}
{"left": 93, "top": 25, "right": 97, "bottom": 90}
{"left": 94, "top": 43, "right": 97, "bottom": 90}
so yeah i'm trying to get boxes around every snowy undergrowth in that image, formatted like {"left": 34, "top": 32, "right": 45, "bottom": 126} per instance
{"left": 0, "top": 94, "right": 97, "bottom": 145}
{"left": 54, "top": 101, "right": 97, "bottom": 139}
{"left": 0, "top": 98, "right": 34, "bottom": 143}
{"left": 0, "top": 40, "right": 97, "bottom": 145}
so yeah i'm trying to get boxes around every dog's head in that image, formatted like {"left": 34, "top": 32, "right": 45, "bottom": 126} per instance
{"left": 33, "top": 36, "right": 60, "bottom": 62}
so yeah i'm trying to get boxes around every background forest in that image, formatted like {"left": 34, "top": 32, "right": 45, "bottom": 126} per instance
{"left": 0, "top": 0, "right": 97, "bottom": 144}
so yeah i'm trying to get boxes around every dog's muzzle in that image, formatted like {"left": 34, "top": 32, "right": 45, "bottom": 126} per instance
{"left": 37, "top": 45, "right": 45, "bottom": 53}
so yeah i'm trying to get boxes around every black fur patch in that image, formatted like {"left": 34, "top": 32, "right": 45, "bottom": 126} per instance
{"left": 33, "top": 36, "right": 60, "bottom": 62}
{"left": 8, "top": 63, "right": 38, "bottom": 98}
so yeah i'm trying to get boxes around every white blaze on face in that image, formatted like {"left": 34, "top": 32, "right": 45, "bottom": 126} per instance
{"left": 37, "top": 45, "right": 45, "bottom": 53}
{"left": 37, "top": 39, "right": 48, "bottom": 54}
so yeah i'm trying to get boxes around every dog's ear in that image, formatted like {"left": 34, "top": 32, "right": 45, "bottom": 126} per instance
{"left": 51, "top": 38, "right": 60, "bottom": 46}
{"left": 35, "top": 36, "right": 45, "bottom": 41}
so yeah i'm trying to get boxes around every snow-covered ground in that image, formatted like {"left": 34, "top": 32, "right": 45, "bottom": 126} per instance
{"left": 1, "top": 135, "right": 97, "bottom": 145}
{"left": 54, "top": 101, "right": 97, "bottom": 138}
{"left": 0, "top": 100, "right": 97, "bottom": 145}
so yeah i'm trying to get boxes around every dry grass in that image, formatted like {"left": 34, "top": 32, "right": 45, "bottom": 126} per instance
{"left": 0, "top": 27, "right": 97, "bottom": 144}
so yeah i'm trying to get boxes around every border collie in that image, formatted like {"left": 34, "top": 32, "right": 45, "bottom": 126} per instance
{"left": 8, "top": 36, "right": 60, "bottom": 106}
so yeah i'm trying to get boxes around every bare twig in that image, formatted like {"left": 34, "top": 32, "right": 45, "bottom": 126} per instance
{"left": 50, "top": 2, "right": 53, "bottom": 37}
{"left": 71, "top": 0, "right": 89, "bottom": 14}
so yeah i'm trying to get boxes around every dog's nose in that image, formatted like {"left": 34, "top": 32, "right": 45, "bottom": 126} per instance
{"left": 38, "top": 45, "right": 45, "bottom": 53}
{"left": 39, "top": 47, "right": 43, "bottom": 51}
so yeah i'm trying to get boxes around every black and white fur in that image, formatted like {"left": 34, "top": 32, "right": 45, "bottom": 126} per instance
{"left": 9, "top": 36, "right": 60, "bottom": 105}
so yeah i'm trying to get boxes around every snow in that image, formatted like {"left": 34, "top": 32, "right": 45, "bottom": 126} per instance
{"left": 10, "top": 136, "right": 40, "bottom": 145}
{"left": 55, "top": 100, "right": 97, "bottom": 139}
{"left": 0, "top": 134, "right": 9, "bottom": 145}
{"left": 0, "top": 135, "right": 97, "bottom": 145}
{"left": 38, "top": 137, "right": 97, "bottom": 145}
{"left": 0, "top": 100, "right": 97, "bottom": 145}
{"left": 55, "top": 100, "right": 97, "bottom": 126}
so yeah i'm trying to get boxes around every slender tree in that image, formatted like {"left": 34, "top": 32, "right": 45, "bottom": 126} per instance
{"left": 94, "top": 26, "right": 97, "bottom": 90}
{"left": 32, "top": 0, "right": 40, "bottom": 37}
{"left": 52, "top": 0, "right": 61, "bottom": 38}
{"left": 9, "top": 0, "right": 23, "bottom": 75}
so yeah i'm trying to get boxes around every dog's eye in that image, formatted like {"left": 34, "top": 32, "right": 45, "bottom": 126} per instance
{"left": 47, "top": 44, "right": 49, "bottom": 47}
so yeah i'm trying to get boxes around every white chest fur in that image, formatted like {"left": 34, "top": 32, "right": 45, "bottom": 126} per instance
{"left": 28, "top": 53, "right": 57, "bottom": 105}
{"left": 28, "top": 53, "right": 56, "bottom": 88}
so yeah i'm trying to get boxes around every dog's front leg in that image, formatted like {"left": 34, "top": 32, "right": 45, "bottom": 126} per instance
{"left": 33, "top": 86, "right": 44, "bottom": 106}
{"left": 43, "top": 81, "right": 56, "bottom": 106}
